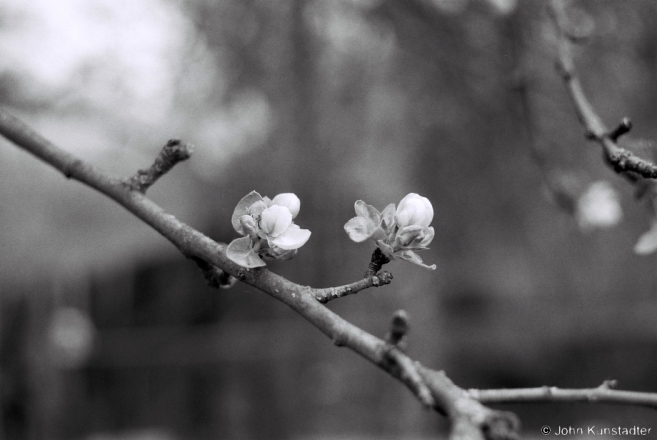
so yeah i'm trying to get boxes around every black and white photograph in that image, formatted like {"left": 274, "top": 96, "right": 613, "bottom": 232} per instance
{"left": 1, "top": 1, "right": 657, "bottom": 439}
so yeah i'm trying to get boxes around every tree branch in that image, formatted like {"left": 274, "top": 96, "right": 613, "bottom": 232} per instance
{"left": 0, "top": 108, "right": 519, "bottom": 439}
{"left": 470, "top": 380, "right": 657, "bottom": 410}
{"left": 550, "top": 0, "right": 657, "bottom": 179}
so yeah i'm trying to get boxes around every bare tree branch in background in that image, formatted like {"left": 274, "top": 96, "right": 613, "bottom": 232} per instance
{"left": 550, "top": 0, "right": 657, "bottom": 180}
{"left": 548, "top": 0, "right": 657, "bottom": 251}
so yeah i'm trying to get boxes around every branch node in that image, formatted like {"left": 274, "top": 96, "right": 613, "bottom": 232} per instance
{"left": 332, "top": 335, "right": 346, "bottom": 347}
{"left": 482, "top": 411, "right": 522, "bottom": 440}
{"left": 599, "top": 379, "right": 618, "bottom": 390}
{"left": 63, "top": 159, "right": 83, "bottom": 179}
{"left": 385, "top": 309, "right": 410, "bottom": 351}
{"left": 382, "top": 349, "right": 435, "bottom": 408}
{"left": 551, "top": 2, "right": 657, "bottom": 181}
{"left": 124, "top": 139, "right": 193, "bottom": 193}
{"left": 193, "top": 258, "right": 237, "bottom": 289}
{"left": 608, "top": 117, "right": 632, "bottom": 142}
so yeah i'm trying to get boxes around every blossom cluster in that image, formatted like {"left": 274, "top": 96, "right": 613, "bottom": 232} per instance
{"left": 227, "top": 191, "right": 311, "bottom": 268}
{"left": 343, "top": 193, "right": 436, "bottom": 270}
{"left": 227, "top": 190, "right": 436, "bottom": 271}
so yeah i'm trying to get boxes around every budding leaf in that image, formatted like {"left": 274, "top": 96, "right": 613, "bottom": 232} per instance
{"left": 231, "top": 191, "right": 263, "bottom": 234}
{"left": 344, "top": 216, "right": 379, "bottom": 243}
{"left": 380, "top": 203, "right": 396, "bottom": 233}
{"left": 634, "top": 222, "right": 657, "bottom": 255}
{"left": 227, "top": 236, "right": 266, "bottom": 268}
{"left": 354, "top": 200, "right": 382, "bottom": 226}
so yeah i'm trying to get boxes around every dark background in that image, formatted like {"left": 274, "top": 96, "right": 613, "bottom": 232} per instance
{"left": 2, "top": 0, "right": 657, "bottom": 438}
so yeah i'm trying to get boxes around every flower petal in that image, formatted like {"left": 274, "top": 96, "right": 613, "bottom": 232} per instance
{"left": 272, "top": 193, "right": 301, "bottom": 219}
{"left": 231, "top": 191, "right": 263, "bottom": 234}
{"left": 226, "top": 236, "right": 266, "bottom": 268}
{"left": 270, "top": 227, "right": 311, "bottom": 250}
{"left": 344, "top": 216, "right": 378, "bottom": 243}
{"left": 261, "top": 205, "right": 292, "bottom": 237}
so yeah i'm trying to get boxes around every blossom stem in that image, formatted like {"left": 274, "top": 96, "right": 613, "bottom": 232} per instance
{"left": 364, "top": 247, "right": 391, "bottom": 278}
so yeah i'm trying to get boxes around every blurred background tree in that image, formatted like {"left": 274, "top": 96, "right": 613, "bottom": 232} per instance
{"left": 2, "top": 0, "right": 657, "bottom": 438}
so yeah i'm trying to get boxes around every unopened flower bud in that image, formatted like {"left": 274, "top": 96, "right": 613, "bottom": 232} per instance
{"left": 395, "top": 193, "right": 433, "bottom": 229}
{"left": 239, "top": 215, "right": 258, "bottom": 236}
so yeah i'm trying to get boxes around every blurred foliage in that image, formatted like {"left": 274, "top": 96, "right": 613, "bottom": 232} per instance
{"left": 3, "top": 0, "right": 657, "bottom": 438}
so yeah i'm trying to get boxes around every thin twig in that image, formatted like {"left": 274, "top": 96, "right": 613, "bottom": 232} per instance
{"left": 550, "top": 0, "right": 657, "bottom": 179}
{"left": 124, "top": 139, "right": 193, "bottom": 193}
{"left": 314, "top": 271, "right": 393, "bottom": 303}
{"left": 469, "top": 382, "right": 657, "bottom": 410}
